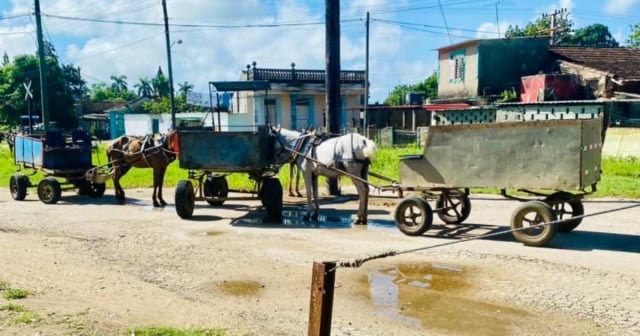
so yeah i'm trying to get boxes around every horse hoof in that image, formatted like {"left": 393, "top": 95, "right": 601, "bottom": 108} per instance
{"left": 311, "top": 214, "right": 319, "bottom": 221}
{"left": 296, "top": 193, "right": 303, "bottom": 198}
{"left": 353, "top": 219, "right": 367, "bottom": 225}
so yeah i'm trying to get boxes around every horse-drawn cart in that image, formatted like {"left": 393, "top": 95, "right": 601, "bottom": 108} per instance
{"left": 9, "top": 130, "right": 108, "bottom": 204}
{"left": 173, "top": 80, "right": 283, "bottom": 220}
{"left": 387, "top": 103, "right": 606, "bottom": 247}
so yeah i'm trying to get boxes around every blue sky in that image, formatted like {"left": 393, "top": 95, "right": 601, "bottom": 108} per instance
{"left": 1, "top": 0, "right": 639, "bottom": 104}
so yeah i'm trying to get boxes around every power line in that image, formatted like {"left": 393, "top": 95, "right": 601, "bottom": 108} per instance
{"left": 437, "top": 0, "right": 453, "bottom": 44}
{"left": 373, "top": 18, "right": 501, "bottom": 37}
{"left": 41, "top": 13, "right": 361, "bottom": 29}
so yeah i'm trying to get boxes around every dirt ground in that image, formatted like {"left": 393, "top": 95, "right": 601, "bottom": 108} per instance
{"left": 0, "top": 184, "right": 639, "bottom": 336}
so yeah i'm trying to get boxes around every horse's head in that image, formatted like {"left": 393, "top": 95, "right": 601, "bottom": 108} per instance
{"left": 269, "top": 127, "right": 300, "bottom": 166}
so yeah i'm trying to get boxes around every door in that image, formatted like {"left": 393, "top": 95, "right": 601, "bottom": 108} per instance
{"left": 296, "top": 98, "right": 310, "bottom": 129}
{"left": 152, "top": 118, "right": 160, "bottom": 134}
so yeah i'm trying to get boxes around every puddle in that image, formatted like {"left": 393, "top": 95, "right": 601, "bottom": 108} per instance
{"left": 209, "top": 280, "right": 263, "bottom": 296}
{"left": 363, "top": 263, "right": 528, "bottom": 335}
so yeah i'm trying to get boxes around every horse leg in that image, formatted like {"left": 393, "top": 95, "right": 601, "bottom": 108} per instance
{"left": 154, "top": 165, "right": 168, "bottom": 207}
{"left": 295, "top": 163, "right": 303, "bottom": 197}
{"left": 288, "top": 162, "right": 295, "bottom": 197}
{"left": 311, "top": 173, "right": 319, "bottom": 221}
{"left": 112, "top": 165, "right": 130, "bottom": 204}
{"left": 350, "top": 164, "right": 370, "bottom": 225}
{"left": 302, "top": 165, "right": 317, "bottom": 221}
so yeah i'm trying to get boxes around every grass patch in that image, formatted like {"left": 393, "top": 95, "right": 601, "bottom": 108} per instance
{"left": 3, "top": 288, "right": 29, "bottom": 300}
{"left": 0, "top": 280, "right": 9, "bottom": 291}
{"left": 12, "top": 311, "right": 40, "bottom": 324}
{"left": 128, "top": 326, "right": 229, "bottom": 336}
{"left": 0, "top": 303, "right": 26, "bottom": 312}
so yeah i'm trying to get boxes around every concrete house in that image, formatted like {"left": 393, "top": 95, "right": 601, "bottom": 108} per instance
{"left": 227, "top": 62, "right": 365, "bottom": 131}
{"left": 436, "top": 37, "right": 550, "bottom": 100}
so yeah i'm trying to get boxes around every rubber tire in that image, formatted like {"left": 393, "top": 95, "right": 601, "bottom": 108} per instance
{"left": 260, "top": 177, "right": 283, "bottom": 221}
{"left": 394, "top": 196, "right": 434, "bottom": 236}
{"left": 87, "top": 182, "right": 106, "bottom": 198}
{"left": 510, "top": 200, "right": 557, "bottom": 247}
{"left": 204, "top": 176, "right": 228, "bottom": 206}
{"left": 175, "top": 180, "right": 195, "bottom": 219}
{"left": 544, "top": 191, "right": 585, "bottom": 232}
{"left": 37, "top": 177, "right": 62, "bottom": 204}
{"left": 435, "top": 189, "right": 471, "bottom": 224}
{"left": 10, "top": 173, "right": 28, "bottom": 201}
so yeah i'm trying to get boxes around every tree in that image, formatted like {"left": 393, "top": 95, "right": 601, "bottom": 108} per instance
{"left": 384, "top": 72, "right": 438, "bottom": 105}
{"left": 177, "top": 81, "right": 194, "bottom": 100}
{"left": 505, "top": 14, "right": 572, "bottom": 39}
{"left": 110, "top": 75, "right": 128, "bottom": 96}
{"left": 561, "top": 24, "right": 619, "bottom": 47}
{"left": 0, "top": 52, "right": 82, "bottom": 129}
{"left": 628, "top": 23, "right": 640, "bottom": 47}
{"left": 134, "top": 77, "right": 153, "bottom": 97}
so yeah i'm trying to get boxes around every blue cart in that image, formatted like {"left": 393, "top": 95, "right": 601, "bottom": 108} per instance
{"left": 9, "top": 130, "right": 107, "bottom": 204}
{"left": 173, "top": 80, "right": 283, "bottom": 220}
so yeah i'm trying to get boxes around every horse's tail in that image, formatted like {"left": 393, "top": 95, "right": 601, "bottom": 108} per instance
{"left": 361, "top": 138, "right": 377, "bottom": 160}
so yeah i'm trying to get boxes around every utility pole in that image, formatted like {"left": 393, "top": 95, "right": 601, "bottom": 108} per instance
{"left": 495, "top": 1, "right": 501, "bottom": 37}
{"left": 543, "top": 8, "right": 568, "bottom": 46}
{"left": 162, "top": 0, "right": 177, "bottom": 130}
{"left": 325, "top": 0, "right": 341, "bottom": 195}
{"left": 34, "top": 0, "right": 49, "bottom": 131}
{"left": 364, "top": 12, "right": 369, "bottom": 138}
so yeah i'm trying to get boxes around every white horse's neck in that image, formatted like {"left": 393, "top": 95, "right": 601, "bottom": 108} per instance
{"left": 278, "top": 128, "right": 302, "bottom": 144}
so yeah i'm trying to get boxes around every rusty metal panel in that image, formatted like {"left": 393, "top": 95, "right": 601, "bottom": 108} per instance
{"left": 400, "top": 119, "right": 602, "bottom": 190}
{"left": 177, "top": 127, "right": 271, "bottom": 172}
{"left": 580, "top": 118, "right": 603, "bottom": 187}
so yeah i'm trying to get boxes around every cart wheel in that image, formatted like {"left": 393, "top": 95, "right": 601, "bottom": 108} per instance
{"left": 175, "top": 180, "right": 195, "bottom": 219}
{"left": 510, "top": 200, "right": 557, "bottom": 247}
{"left": 9, "top": 173, "right": 28, "bottom": 201}
{"left": 435, "top": 189, "right": 471, "bottom": 224}
{"left": 38, "top": 177, "right": 62, "bottom": 204}
{"left": 544, "top": 191, "right": 584, "bottom": 232}
{"left": 394, "top": 196, "right": 433, "bottom": 236}
{"left": 204, "top": 176, "right": 228, "bottom": 206}
{"left": 259, "top": 177, "right": 283, "bottom": 221}
{"left": 87, "top": 182, "right": 106, "bottom": 198}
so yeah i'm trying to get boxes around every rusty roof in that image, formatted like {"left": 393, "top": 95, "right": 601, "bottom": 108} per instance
{"left": 549, "top": 47, "right": 640, "bottom": 82}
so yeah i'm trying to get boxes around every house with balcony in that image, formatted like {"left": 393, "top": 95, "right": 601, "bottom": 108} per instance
{"left": 221, "top": 62, "right": 365, "bottom": 131}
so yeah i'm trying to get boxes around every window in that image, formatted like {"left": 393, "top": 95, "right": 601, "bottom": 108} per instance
{"left": 449, "top": 50, "right": 465, "bottom": 83}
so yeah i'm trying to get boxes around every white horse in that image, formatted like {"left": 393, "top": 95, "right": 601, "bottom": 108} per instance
{"left": 272, "top": 127, "right": 377, "bottom": 225}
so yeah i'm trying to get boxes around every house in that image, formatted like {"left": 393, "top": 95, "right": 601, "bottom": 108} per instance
{"left": 548, "top": 47, "right": 640, "bottom": 98}
{"left": 227, "top": 62, "right": 365, "bottom": 131}
{"left": 436, "top": 37, "right": 550, "bottom": 100}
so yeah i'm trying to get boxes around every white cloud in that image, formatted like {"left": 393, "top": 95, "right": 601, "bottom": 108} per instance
{"left": 0, "top": 0, "right": 440, "bottom": 104}
{"left": 475, "top": 22, "right": 512, "bottom": 39}
{"left": 604, "top": 0, "right": 640, "bottom": 15}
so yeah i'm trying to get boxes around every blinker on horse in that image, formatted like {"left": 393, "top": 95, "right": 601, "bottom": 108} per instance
{"left": 272, "top": 127, "right": 377, "bottom": 225}
{"left": 106, "top": 131, "right": 178, "bottom": 207}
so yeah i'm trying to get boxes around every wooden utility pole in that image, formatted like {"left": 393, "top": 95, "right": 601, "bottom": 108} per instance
{"left": 162, "top": 0, "right": 177, "bottom": 130}
{"left": 325, "top": 0, "right": 341, "bottom": 195}
{"left": 543, "top": 8, "right": 568, "bottom": 45}
{"left": 325, "top": 0, "right": 340, "bottom": 134}
{"left": 34, "top": 0, "right": 49, "bottom": 131}
{"left": 364, "top": 12, "right": 369, "bottom": 138}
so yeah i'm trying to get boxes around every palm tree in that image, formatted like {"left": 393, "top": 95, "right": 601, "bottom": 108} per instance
{"left": 110, "top": 75, "right": 128, "bottom": 96}
{"left": 178, "top": 81, "right": 194, "bottom": 100}
{"left": 134, "top": 77, "right": 153, "bottom": 97}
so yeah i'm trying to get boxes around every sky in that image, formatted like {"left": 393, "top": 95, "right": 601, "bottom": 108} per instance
{"left": 0, "top": 0, "right": 639, "bottom": 104}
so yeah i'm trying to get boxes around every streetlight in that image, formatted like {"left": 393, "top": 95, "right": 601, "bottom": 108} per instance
{"left": 171, "top": 39, "right": 182, "bottom": 48}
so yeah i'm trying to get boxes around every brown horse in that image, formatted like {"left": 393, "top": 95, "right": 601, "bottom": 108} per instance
{"left": 106, "top": 131, "right": 178, "bottom": 207}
